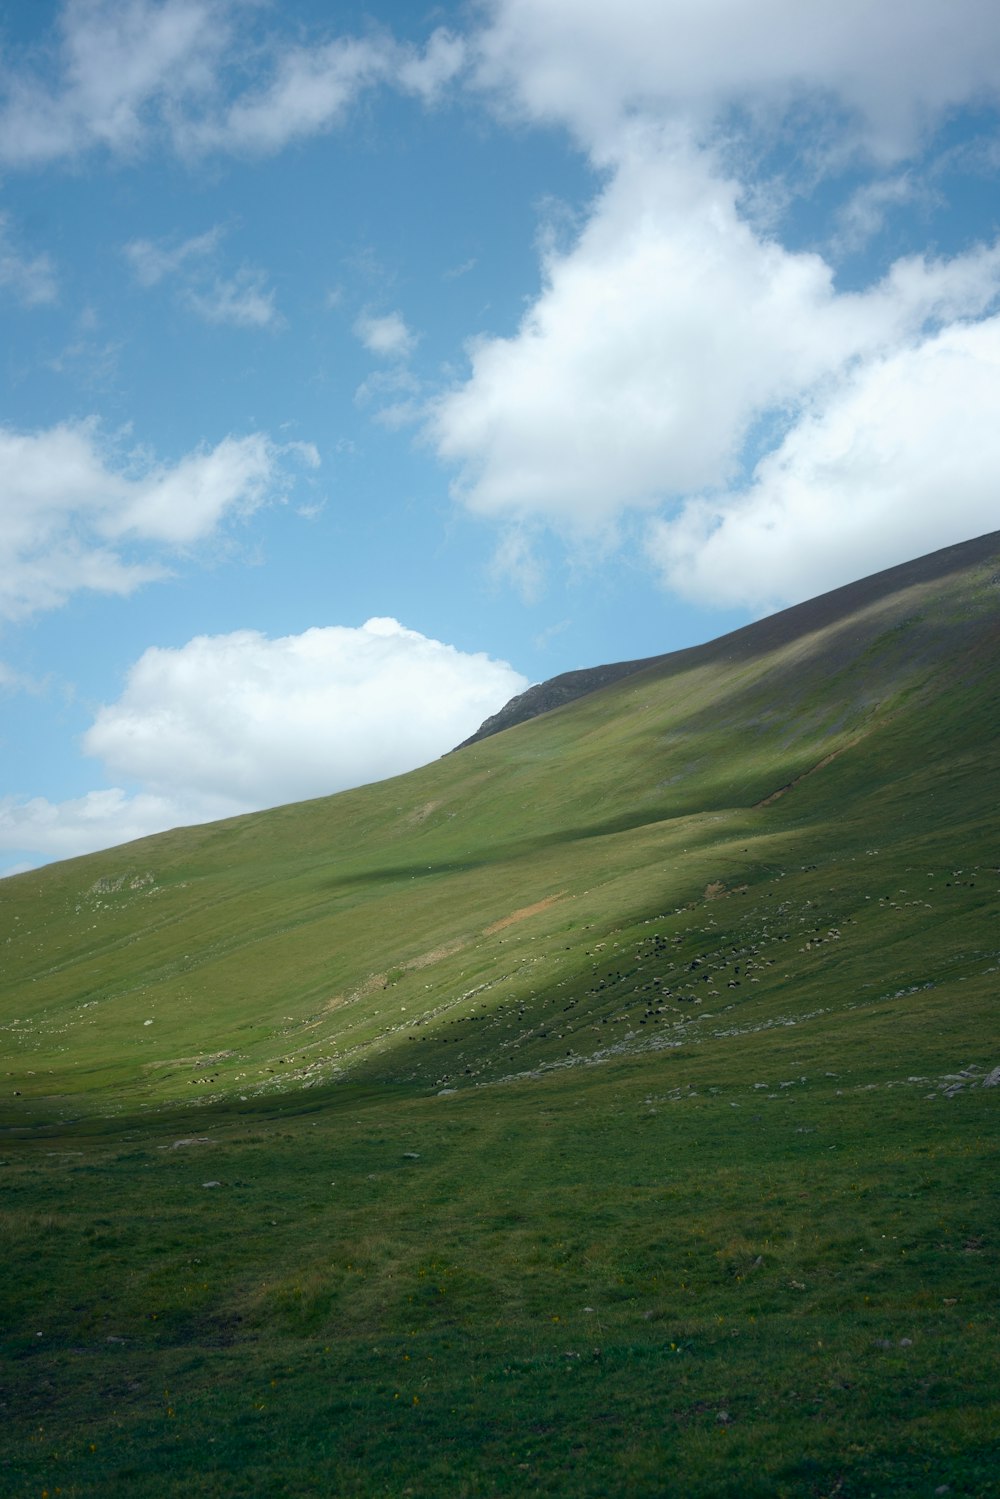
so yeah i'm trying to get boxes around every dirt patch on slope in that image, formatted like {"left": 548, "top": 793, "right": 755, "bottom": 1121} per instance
{"left": 484, "top": 892, "right": 566, "bottom": 935}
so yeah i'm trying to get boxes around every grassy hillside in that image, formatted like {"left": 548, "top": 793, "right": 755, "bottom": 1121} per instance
{"left": 1, "top": 533, "right": 998, "bottom": 1496}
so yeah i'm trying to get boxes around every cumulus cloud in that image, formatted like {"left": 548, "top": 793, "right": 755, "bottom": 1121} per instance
{"left": 0, "top": 3, "right": 464, "bottom": 167}
{"left": 85, "top": 618, "right": 527, "bottom": 803}
{"left": 430, "top": 138, "right": 1000, "bottom": 537}
{"left": 428, "top": 1, "right": 998, "bottom": 602}
{"left": 0, "top": 788, "right": 191, "bottom": 871}
{"left": 179, "top": 27, "right": 464, "bottom": 154}
{"left": 0, "top": 620, "right": 528, "bottom": 868}
{"left": 180, "top": 33, "right": 392, "bottom": 155}
{"left": 396, "top": 28, "right": 466, "bottom": 104}
{"left": 354, "top": 310, "right": 418, "bottom": 360}
{"left": 0, "top": 0, "right": 229, "bottom": 166}
{"left": 475, "top": 0, "right": 1000, "bottom": 159}
{"left": 0, "top": 420, "right": 317, "bottom": 619}
{"left": 647, "top": 315, "right": 1000, "bottom": 611}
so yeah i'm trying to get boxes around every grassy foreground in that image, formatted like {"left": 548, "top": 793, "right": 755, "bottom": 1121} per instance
{"left": 1, "top": 535, "right": 999, "bottom": 1495}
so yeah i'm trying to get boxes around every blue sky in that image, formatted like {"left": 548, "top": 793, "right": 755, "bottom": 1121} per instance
{"left": 1, "top": 0, "right": 999, "bottom": 874}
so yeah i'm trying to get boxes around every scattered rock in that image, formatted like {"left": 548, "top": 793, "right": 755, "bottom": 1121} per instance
{"left": 202, "top": 1181, "right": 222, "bottom": 1189}
{"left": 402, "top": 1152, "right": 420, "bottom": 1160}
{"left": 982, "top": 1066, "right": 1000, "bottom": 1088}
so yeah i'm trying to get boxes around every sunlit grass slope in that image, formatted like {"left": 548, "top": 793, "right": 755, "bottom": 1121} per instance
{"left": 1, "top": 532, "right": 998, "bottom": 1497}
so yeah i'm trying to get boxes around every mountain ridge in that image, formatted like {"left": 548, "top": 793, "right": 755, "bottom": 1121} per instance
{"left": 457, "top": 529, "right": 1000, "bottom": 748}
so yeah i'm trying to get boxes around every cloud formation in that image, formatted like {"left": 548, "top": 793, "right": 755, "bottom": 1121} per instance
{"left": 179, "top": 28, "right": 463, "bottom": 156}
{"left": 183, "top": 267, "right": 282, "bottom": 329}
{"left": 0, "top": 620, "right": 527, "bottom": 866}
{"left": 431, "top": 139, "right": 1000, "bottom": 536}
{"left": 123, "top": 228, "right": 281, "bottom": 328}
{"left": 122, "top": 227, "right": 222, "bottom": 286}
{"left": 0, "top": 2, "right": 464, "bottom": 167}
{"left": 475, "top": 0, "right": 1000, "bottom": 158}
{"left": 427, "top": 1, "right": 1000, "bottom": 604}
{"left": 354, "top": 310, "right": 418, "bottom": 360}
{"left": 0, "top": 788, "right": 185, "bottom": 870}
{"left": 0, "top": 213, "right": 59, "bottom": 305}
{"left": 647, "top": 315, "right": 1000, "bottom": 611}
{"left": 0, "top": 0, "right": 229, "bottom": 166}
{"left": 0, "top": 421, "right": 317, "bottom": 619}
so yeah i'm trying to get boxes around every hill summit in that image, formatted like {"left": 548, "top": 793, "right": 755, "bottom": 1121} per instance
{"left": 458, "top": 530, "right": 1000, "bottom": 748}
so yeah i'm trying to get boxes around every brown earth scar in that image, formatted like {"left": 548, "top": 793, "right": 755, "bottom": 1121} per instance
{"left": 484, "top": 892, "right": 567, "bottom": 934}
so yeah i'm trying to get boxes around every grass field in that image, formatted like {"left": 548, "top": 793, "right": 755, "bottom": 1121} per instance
{"left": 1, "top": 535, "right": 998, "bottom": 1495}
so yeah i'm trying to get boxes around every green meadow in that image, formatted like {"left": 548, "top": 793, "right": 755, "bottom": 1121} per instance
{"left": 2, "top": 535, "right": 998, "bottom": 1496}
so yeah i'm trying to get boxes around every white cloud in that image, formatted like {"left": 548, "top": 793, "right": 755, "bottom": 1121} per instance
{"left": 109, "top": 433, "right": 317, "bottom": 543}
{"left": 647, "top": 315, "right": 1000, "bottom": 611}
{"left": 444, "top": 257, "right": 478, "bottom": 281}
{"left": 183, "top": 27, "right": 465, "bottom": 154}
{"left": 0, "top": 0, "right": 229, "bottom": 166}
{"left": 436, "top": 2, "right": 1000, "bottom": 599}
{"left": 0, "top": 788, "right": 192, "bottom": 871}
{"left": 0, "top": 660, "right": 44, "bottom": 694}
{"left": 354, "top": 310, "right": 418, "bottom": 360}
{"left": 0, "top": 213, "right": 58, "bottom": 305}
{"left": 475, "top": 0, "right": 1000, "bottom": 159}
{"left": 180, "top": 33, "right": 392, "bottom": 155}
{"left": 396, "top": 27, "right": 466, "bottom": 104}
{"left": 430, "top": 137, "right": 1000, "bottom": 538}
{"left": 0, "top": 420, "right": 316, "bottom": 619}
{"left": 833, "top": 174, "right": 928, "bottom": 254}
{"left": 0, "top": 3, "right": 464, "bottom": 167}
{"left": 183, "top": 267, "right": 283, "bottom": 329}
{"left": 2, "top": 2, "right": 994, "bottom": 171}
{"left": 123, "top": 228, "right": 281, "bottom": 328}
{"left": 0, "top": 620, "right": 528, "bottom": 868}
{"left": 85, "top": 618, "right": 528, "bottom": 804}
{"left": 123, "top": 226, "right": 221, "bottom": 285}
{"left": 354, "top": 364, "right": 423, "bottom": 428}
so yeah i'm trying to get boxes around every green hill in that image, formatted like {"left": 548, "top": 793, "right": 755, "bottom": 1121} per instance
{"left": 1, "top": 532, "right": 998, "bottom": 1497}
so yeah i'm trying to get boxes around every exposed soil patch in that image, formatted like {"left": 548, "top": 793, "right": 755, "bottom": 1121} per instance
{"left": 484, "top": 893, "right": 566, "bottom": 935}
